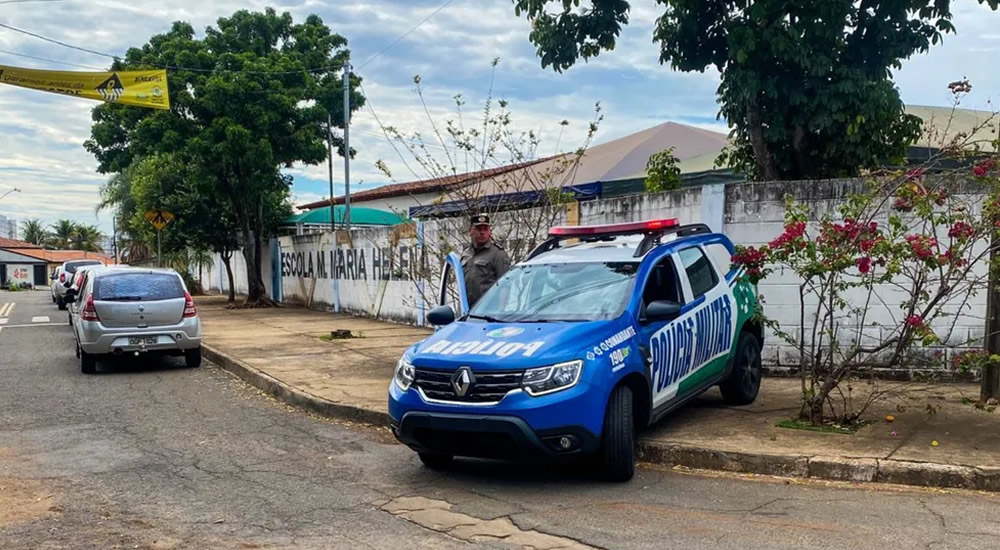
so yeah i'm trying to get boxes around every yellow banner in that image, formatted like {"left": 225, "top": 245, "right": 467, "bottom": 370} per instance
{"left": 0, "top": 64, "right": 170, "bottom": 110}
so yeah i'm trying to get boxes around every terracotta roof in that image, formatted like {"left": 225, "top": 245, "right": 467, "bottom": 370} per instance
{"left": 12, "top": 248, "right": 116, "bottom": 264}
{"left": 296, "top": 157, "right": 554, "bottom": 211}
{"left": 0, "top": 236, "right": 42, "bottom": 249}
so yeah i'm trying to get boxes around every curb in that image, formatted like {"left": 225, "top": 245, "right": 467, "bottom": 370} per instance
{"left": 201, "top": 344, "right": 392, "bottom": 427}
{"left": 202, "top": 344, "right": 998, "bottom": 492}
{"left": 638, "top": 441, "right": 1000, "bottom": 492}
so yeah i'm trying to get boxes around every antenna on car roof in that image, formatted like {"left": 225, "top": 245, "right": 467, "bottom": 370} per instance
{"left": 526, "top": 219, "right": 712, "bottom": 260}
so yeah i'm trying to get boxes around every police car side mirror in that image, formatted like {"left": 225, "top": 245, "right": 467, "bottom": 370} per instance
{"left": 644, "top": 300, "right": 682, "bottom": 323}
{"left": 427, "top": 305, "right": 456, "bottom": 326}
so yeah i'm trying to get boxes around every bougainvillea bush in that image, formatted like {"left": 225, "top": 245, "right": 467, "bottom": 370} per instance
{"left": 734, "top": 141, "right": 1000, "bottom": 425}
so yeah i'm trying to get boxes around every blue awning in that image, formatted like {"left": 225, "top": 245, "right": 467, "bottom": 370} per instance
{"left": 409, "top": 182, "right": 603, "bottom": 218}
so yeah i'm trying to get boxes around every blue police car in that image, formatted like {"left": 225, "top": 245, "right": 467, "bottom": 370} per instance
{"left": 388, "top": 219, "right": 763, "bottom": 481}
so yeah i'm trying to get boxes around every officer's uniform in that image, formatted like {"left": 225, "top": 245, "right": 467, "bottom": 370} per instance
{"left": 462, "top": 214, "right": 511, "bottom": 306}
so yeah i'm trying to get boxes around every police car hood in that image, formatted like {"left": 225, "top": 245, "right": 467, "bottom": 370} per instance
{"left": 410, "top": 319, "right": 627, "bottom": 370}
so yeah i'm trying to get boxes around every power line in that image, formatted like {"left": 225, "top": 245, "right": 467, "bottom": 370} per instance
{"left": 0, "top": 20, "right": 347, "bottom": 75}
{"left": 0, "top": 0, "right": 65, "bottom": 5}
{"left": 0, "top": 0, "right": 454, "bottom": 75}
{"left": 356, "top": 0, "right": 457, "bottom": 70}
{"left": 0, "top": 48, "right": 103, "bottom": 70}
{"left": 359, "top": 81, "right": 423, "bottom": 181}
{"left": 0, "top": 21, "right": 116, "bottom": 59}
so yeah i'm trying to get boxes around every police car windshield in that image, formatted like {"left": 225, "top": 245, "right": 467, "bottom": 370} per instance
{"left": 469, "top": 261, "right": 638, "bottom": 322}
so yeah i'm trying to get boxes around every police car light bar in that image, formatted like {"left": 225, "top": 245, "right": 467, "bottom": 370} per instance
{"left": 548, "top": 218, "right": 680, "bottom": 238}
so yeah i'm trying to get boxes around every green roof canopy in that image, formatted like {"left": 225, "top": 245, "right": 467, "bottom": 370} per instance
{"left": 285, "top": 205, "right": 406, "bottom": 226}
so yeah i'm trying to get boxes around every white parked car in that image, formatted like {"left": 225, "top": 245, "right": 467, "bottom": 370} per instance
{"left": 53, "top": 259, "right": 103, "bottom": 310}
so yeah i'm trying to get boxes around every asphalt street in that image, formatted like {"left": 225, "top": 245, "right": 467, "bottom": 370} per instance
{"left": 2, "top": 288, "right": 1000, "bottom": 549}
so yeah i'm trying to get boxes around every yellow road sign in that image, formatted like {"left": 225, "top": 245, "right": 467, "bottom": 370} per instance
{"left": 144, "top": 209, "right": 175, "bottom": 231}
{"left": 0, "top": 64, "right": 170, "bottom": 110}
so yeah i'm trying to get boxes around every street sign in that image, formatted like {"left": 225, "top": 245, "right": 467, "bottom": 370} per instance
{"left": 144, "top": 209, "right": 175, "bottom": 231}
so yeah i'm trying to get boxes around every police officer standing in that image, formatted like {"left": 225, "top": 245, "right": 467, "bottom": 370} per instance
{"left": 462, "top": 213, "right": 511, "bottom": 306}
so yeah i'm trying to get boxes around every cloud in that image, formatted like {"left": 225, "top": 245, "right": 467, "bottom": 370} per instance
{"left": 1, "top": 0, "right": 999, "bottom": 234}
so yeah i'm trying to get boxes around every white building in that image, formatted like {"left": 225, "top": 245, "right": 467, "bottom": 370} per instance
{"left": 0, "top": 215, "right": 17, "bottom": 240}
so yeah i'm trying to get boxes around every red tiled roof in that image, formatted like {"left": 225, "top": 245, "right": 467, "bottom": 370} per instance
{"left": 11, "top": 248, "right": 116, "bottom": 264}
{"left": 0, "top": 236, "right": 42, "bottom": 249}
{"left": 296, "top": 157, "right": 555, "bottom": 210}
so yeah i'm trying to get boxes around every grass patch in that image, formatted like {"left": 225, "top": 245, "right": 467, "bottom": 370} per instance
{"left": 776, "top": 418, "right": 872, "bottom": 435}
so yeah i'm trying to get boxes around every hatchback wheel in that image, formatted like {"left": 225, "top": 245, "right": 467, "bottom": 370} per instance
{"left": 81, "top": 350, "right": 97, "bottom": 375}
{"left": 57, "top": 298, "right": 66, "bottom": 311}
{"left": 184, "top": 346, "right": 202, "bottom": 368}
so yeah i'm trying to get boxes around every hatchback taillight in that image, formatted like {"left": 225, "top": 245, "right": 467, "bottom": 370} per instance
{"left": 183, "top": 291, "right": 197, "bottom": 318}
{"left": 59, "top": 273, "right": 66, "bottom": 283}
{"left": 81, "top": 295, "right": 99, "bottom": 322}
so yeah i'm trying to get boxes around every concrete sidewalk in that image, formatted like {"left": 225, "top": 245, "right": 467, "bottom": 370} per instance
{"left": 196, "top": 295, "right": 1000, "bottom": 491}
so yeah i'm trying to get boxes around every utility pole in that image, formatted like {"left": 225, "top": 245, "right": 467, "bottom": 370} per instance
{"left": 112, "top": 215, "right": 117, "bottom": 264}
{"left": 343, "top": 61, "right": 351, "bottom": 231}
{"left": 984, "top": 229, "right": 1000, "bottom": 402}
{"left": 327, "top": 111, "right": 335, "bottom": 233}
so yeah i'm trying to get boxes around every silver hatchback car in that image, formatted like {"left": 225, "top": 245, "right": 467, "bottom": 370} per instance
{"left": 67, "top": 267, "right": 203, "bottom": 374}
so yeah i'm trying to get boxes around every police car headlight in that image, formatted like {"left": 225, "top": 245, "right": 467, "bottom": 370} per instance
{"left": 521, "top": 360, "right": 583, "bottom": 396}
{"left": 394, "top": 358, "right": 415, "bottom": 391}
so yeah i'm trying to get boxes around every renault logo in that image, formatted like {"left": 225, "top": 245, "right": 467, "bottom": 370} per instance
{"left": 451, "top": 367, "right": 475, "bottom": 397}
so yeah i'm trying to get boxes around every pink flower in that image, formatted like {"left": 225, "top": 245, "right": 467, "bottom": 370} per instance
{"left": 905, "top": 235, "right": 937, "bottom": 259}
{"left": 973, "top": 161, "right": 994, "bottom": 177}
{"left": 948, "top": 221, "right": 974, "bottom": 241}
{"left": 906, "top": 168, "right": 925, "bottom": 181}
{"left": 906, "top": 314, "right": 924, "bottom": 328}
{"left": 856, "top": 257, "right": 872, "bottom": 274}
{"left": 769, "top": 221, "right": 806, "bottom": 249}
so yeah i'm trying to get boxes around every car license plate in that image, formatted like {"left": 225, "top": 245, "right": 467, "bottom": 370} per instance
{"left": 129, "top": 336, "right": 158, "bottom": 346}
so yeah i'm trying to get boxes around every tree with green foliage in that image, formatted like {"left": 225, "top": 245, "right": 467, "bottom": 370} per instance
{"left": 47, "top": 219, "right": 77, "bottom": 249}
{"left": 644, "top": 147, "right": 681, "bottom": 193}
{"left": 71, "top": 225, "right": 105, "bottom": 252}
{"left": 98, "top": 168, "right": 151, "bottom": 263}
{"left": 98, "top": 152, "right": 247, "bottom": 301}
{"left": 512, "top": 0, "right": 1000, "bottom": 180}
{"left": 19, "top": 219, "right": 46, "bottom": 245}
{"left": 85, "top": 8, "right": 364, "bottom": 304}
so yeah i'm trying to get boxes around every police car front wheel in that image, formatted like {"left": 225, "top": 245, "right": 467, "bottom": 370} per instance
{"left": 418, "top": 452, "right": 453, "bottom": 470}
{"left": 599, "top": 384, "right": 636, "bottom": 482}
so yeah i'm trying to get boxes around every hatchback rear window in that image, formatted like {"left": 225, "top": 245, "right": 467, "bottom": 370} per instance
{"left": 65, "top": 261, "right": 102, "bottom": 274}
{"left": 94, "top": 273, "right": 185, "bottom": 301}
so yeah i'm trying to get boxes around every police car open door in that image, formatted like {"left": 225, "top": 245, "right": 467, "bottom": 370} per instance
{"left": 438, "top": 251, "right": 470, "bottom": 318}
{"left": 642, "top": 247, "right": 734, "bottom": 410}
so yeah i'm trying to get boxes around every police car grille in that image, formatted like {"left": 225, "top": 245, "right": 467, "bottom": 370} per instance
{"left": 414, "top": 368, "right": 523, "bottom": 403}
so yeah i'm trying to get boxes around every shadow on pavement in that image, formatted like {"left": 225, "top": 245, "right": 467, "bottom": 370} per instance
{"left": 91, "top": 354, "right": 194, "bottom": 376}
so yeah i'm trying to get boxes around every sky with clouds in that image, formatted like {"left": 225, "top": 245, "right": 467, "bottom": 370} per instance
{"left": 1, "top": 0, "right": 999, "bottom": 237}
